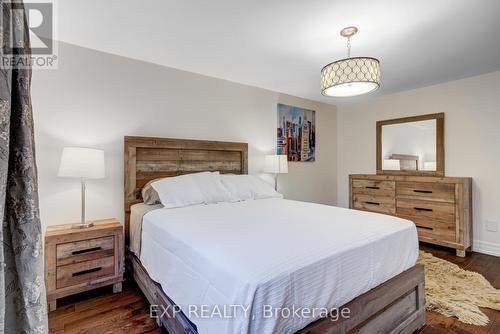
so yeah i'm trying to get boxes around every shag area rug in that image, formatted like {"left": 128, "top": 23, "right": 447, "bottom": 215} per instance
{"left": 417, "top": 251, "right": 500, "bottom": 326}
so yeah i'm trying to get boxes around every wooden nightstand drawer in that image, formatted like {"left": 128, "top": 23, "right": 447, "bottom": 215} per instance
{"left": 57, "top": 236, "right": 115, "bottom": 266}
{"left": 45, "top": 218, "right": 124, "bottom": 312}
{"left": 56, "top": 256, "right": 115, "bottom": 289}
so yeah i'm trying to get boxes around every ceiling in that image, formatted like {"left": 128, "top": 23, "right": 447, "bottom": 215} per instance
{"left": 55, "top": 0, "right": 500, "bottom": 105}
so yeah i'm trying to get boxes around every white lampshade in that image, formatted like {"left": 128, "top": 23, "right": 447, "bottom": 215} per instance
{"left": 321, "top": 57, "right": 380, "bottom": 97}
{"left": 383, "top": 159, "right": 400, "bottom": 171}
{"left": 58, "top": 147, "right": 105, "bottom": 179}
{"left": 265, "top": 155, "right": 288, "bottom": 174}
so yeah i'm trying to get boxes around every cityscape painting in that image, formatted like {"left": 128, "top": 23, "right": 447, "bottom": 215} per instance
{"left": 277, "top": 104, "right": 315, "bottom": 162}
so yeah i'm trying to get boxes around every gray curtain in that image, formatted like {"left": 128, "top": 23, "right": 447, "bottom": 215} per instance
{"left": 0, "top": 0, "right": 48, "bottom": 333}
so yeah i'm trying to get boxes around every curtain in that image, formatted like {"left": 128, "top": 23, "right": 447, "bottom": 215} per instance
{"left": 0, "top": 0, "right": 48, "bottom": 333}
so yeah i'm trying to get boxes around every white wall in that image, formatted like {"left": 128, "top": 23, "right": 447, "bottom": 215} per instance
{"left": 337, "top": 71, "right": 500, "bottom": 256}
{"left": 32, "top": 42, "right": 337, "bottom": 230}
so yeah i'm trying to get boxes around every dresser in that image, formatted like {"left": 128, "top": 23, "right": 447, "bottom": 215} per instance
{"left": 349, "top": 174, "right": 472, "bottom": 257}
{"left": 45, "top": 219, "right": 124, "bottom": 311}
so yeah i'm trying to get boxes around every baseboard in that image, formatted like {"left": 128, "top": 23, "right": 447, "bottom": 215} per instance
{"left": 473, "top": 240, "right": 500, "bottom": 257}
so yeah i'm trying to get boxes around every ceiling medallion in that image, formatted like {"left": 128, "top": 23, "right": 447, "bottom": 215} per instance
{"left": 321, "top": 26, "right": 380, "bottom": 97}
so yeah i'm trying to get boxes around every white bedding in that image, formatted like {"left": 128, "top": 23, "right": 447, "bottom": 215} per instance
{"left": 130, "top": 203, "right": 163, "bottom": 255}
{"left": 138, "top": 198, "right": 418, "bottom": 334}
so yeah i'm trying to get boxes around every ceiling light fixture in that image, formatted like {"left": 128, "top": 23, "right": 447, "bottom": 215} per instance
{"left": 320, "top": 26, "right": 380, "bottom": 97}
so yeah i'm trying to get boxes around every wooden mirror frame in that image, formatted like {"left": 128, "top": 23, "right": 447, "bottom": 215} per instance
{"left": 376, "top": 113, "right": 444, "bottom": 176}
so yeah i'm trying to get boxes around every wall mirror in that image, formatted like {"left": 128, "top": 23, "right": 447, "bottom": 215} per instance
{"left": 376, "top": 113, "right": 444, "bottom": 176}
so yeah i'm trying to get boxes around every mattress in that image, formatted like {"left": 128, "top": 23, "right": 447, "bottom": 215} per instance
{"left": 138, "top": 198, "right": 418, "bottom": 334}
{"left": 130, "top": 202, "right": 163, "bottom": 255}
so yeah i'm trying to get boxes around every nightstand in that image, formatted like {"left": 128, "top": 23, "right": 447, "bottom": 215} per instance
{"left": 45, "top": 218, "right": 124, "bottom": 311}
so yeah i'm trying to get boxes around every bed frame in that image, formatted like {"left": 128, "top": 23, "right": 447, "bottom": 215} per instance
{"left": 124, "top": 136, "right": 426, "bottom": 334}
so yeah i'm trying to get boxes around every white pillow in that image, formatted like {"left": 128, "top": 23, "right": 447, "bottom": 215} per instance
{"left": 220, "top": 174, "right": 254, "bottom": 201}
{"left": 221, "top": 174, "right": 283, "bottom": 201}
{"left": 151, "top": 172, "right": 232, "bottom": 209}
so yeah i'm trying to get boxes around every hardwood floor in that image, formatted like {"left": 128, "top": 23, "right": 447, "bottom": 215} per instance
{"left": 418, "top": 244, "right": 500, "bottom": 334}
{"left": 48, "top": 283, "right": 164, "bottom": 334}
{"left": 49, "top": 244, "right": 500, "bottom": 334}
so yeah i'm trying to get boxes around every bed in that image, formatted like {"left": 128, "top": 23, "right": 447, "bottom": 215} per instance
{"left": 124, "top": 136, "right": 426, "bottom": 334}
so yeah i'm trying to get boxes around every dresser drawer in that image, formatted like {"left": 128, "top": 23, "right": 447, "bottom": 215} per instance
{"left": 397, "top": 198, "right": 456, "bottom": 243}
{"left": 57, "top": 236, "right": 114, "bottom": 266}
{"left": 353, "top": 194, "right": 395, "bottom": 215}
{"left": 401, "top": 214, "right": 456, "bottom": 243}
{"left": 396, "top": 181, "right": 455, "bottom": 202}
{"left": 56, "top": 256, "right": 115, "bottom": 289}
{"left": 396, "top": 198, "right": 455, "bottom": 223}
{"left": 352, "top": 179, "right": 395, "bottom": 197}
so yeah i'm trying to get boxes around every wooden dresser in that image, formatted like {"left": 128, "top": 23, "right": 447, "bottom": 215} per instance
{"left": 45, "top": 219, "right": 124, "bottom": 311}
{"left": 349, "top": 174, "right": 472, "bottom": 257}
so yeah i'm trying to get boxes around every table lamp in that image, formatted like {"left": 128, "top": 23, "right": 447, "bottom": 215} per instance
{"left": 58, "top": 147, "right": 105, "bottom": 228}
{"left": 264, "top": 154, "right": 288, "bottom": 190}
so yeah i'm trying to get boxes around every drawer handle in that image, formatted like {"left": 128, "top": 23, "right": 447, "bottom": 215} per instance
{"left": 72, "top": 267, "right": 102, "bottom": 277}
{"left": 413, "top": 190, "right": 433, "bottom": 194}
{"left": 365, "top": 186, "right": 380, "bottom": 190}
{"left": 417, "top": 226, "right": 434, "bottom": 230}
{"left": 72, "top": 247, "right": 102, "bottom": 255}
{"left": 365, "top": 201, "right": 380, "bottom": 206}
{"left": 414, "top": 207, "right": 433, "bottom": 212}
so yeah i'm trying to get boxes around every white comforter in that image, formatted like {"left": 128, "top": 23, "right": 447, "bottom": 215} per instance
{"left": 139, "top": 198, "right": 418, "bottom": 334}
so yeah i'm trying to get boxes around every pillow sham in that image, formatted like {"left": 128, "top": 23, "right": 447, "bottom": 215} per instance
{"left": 150, "top": 172, "right": 232, "bottom": 209}
{"left": 220, "top": 174, "right": 253, "bottom": 201}
{"left": 221, "top": 174, "right": 283, "bottom": 201}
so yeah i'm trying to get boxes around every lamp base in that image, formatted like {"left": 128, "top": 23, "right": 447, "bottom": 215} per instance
{"left": 71, "top": 222, "right": 94, "bottom": 229}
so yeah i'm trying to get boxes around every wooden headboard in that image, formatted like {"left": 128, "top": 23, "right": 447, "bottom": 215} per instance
{"left": 124, "top": 136, "right": 248, "bottom": 242}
